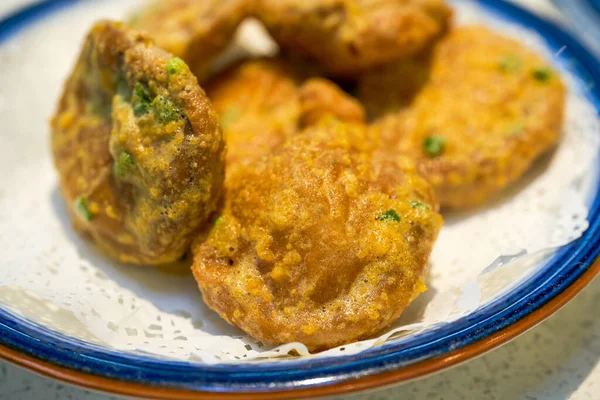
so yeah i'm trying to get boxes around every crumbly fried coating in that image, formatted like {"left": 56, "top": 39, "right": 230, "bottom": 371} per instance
{"left": 51, "top": 21, "right": 225, "bottom": 265}
{"left": 206, "top": 59, "right": 301, "bottom": 176}
{"left": 129, "top": 0, "right": 249, "bottom": 81}
{"left": 298, "top": 77, "right": 366, "bottom": 127}
{"left": 191, "top": 120, "right": 442, "bottom": 350}
{"left": 205, "top": 58, "right": 365, "bottom": 178}
{"left": 358, "top": 52, "right": 432, "bottom": 120}
{"left": 371, "top": 26, "right": 566, "bottom": 209}
{"left": 254, "top": 0, "right": 453, "bottom": 76}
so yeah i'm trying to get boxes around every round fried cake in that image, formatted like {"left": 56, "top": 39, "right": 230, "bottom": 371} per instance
{"left": 298, "top": 77, "right": 366, "bottom": 127}
{"left": 205, "top": 58, "right": 365, "bottom": 178}
{"left": 366, "top": 26, "right": 566, "bottom": 209}
{"left": 254, "top": 0, "right": 453, "bottom": 76}
{"left": 192, "top": 120, "right": 442, "bottom": 350}
{"left": 51, "top": 21, "right": 225, "bottom": 265}
{"left": 358, "top": 52, "right": 432, "bottom": 120}
{"left": 206, "top": 58, "right": 301, "bottom": 175}
{"left": 129, "top": 0, "right": 250, "bottom": 81}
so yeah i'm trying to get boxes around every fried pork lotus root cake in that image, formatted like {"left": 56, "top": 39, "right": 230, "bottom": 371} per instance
{"left": 206, "top": 59, "right": 301, "bottom": 173}
{"left": 358, "top": 52, "right": 432, "bottom": 120}
{"left": 129, "top": 0, "right": 250, "bottom": 80}
{"left": 192, "top": 120, "right": 442, "bottom": 350}
{"left": 51, "top": 21, "right": 225, "bottom": 265}
{"left": 205, "top": 58, "right": 365, "bottom": 176}
{"left": 298, "top": 77, "right": 366, "bottom": 127}
{"left": 362, "top": 26, "right": 566, "bottom": 209}
{"left": 254, "top": 0, "right": 453, "bottom": 76}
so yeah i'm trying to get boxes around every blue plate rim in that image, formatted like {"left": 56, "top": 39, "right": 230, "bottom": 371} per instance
{"left": 0, "top": 0, "right": 599, "bottom": 394}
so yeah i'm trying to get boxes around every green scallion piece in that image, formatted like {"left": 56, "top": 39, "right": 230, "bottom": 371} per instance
{"left": 377, "top": 209, "right": 401, "bottom": 222}
{"left": 167, "top": 57, "right": 186, "bottom": 75}
{"left": 423, "top": 135, "right": 446, "bottom": 158}
{"left": 75, "top": 195, "right": 94, "bottom": 221}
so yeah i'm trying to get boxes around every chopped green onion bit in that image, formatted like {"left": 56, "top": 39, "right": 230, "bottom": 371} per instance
{"left": 114, "top": 151, "right": 135, "bottom": 177}
{"left": 75, "top": 196, "right": 94, "bottom": 221}
{"left": 167, "top": 57, "right": 186, "bottom": 75}
{"left": 132, "top": 82, "right": 153, "bottom": 116}
{"left": 377, "top": 209, "right": 401, "bottom": 222}
{"left": 532, "top": 67, "right": 552, "bottom": 82}
{"left": 410, "top": 200, "right": 430, "bottom": 210}
{"left": 423, "top": 135, "right": 446, "bottom": 157}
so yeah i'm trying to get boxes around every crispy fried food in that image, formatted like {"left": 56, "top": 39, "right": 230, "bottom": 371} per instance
{"left": 51, "top": 21, "right": 225, "bottom": 265}
{"left": 191, "top": 120, "right": 442, "bottom": 350}
{"left": 358, "top": 52, "right": 432, "bottom": 120}
{"left": 298, "top": 77, "right": 366, "bottom": 127}
{"left": 370, "top": 26, "right": 566, "bottom": 209}
{"left": 206, "top": 59, "right": 301, "bottom": 175}
{"left": 205, "top": 58, "right": 365, "bottom": 176}
{"left": 129, "top": 0, "right": 249, "bottom": 81}
{"left": 254, "top": 0, "right": 453, "bottom": 76}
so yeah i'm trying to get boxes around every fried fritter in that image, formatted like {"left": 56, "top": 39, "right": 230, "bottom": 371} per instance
{"left": 206, "top": 59, "right": 301, "bottom": 175}
{"left": 298, "top": 77, "right": 366, "bottom": 127}
{"left": 51, "top": 21, "right": 225, "bottom": 265}
{"left": 368, "top": 26, "right": 566, "bottom": 209}
{"left": 205, "top": 58, "right": 365, "bottom": 177}
{"left": 254, "top": 0, "right": 453, "bottom": 76}
{"left": 358, "top": 52, "right": 432, "bottom": 120}
{"left": 129, "top": 0, "right": 249, "bottom": 81}
{"left": 192, "top": 120, "right": 442, "bottom": 350}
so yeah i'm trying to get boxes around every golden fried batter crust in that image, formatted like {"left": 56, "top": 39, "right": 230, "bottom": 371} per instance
{"left": 254, "top": 0, "right": 453, "bottom": 76}
{"left": 130, "top": 0, "right": 249, "bottom": 81}
{"left": 370, "top": 26, "right": 566, "bottom": 209}
{"left": 51, "top": 21, "right": 225, "bottom": 265}
{"left": 358, "top": 52, "right": 432, "bottom": 120}
{"left": 205, "top": 58, "right": 366, "bottom": 178}
{"left": 192, "top": 120, "right": 442, "bottom": 350}
{"left": 206, "top": 59, "right": 301, "bottom": 176}
{"left": 299, "top": 77, "right": 366, "bottom": 127}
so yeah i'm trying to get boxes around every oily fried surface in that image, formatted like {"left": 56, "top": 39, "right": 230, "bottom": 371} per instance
{"left": 191, "top": 120, "right": 442, "bottom": 350}
{"left": 371, "top": 26, "right": 566, "bottom": 209}
{"left": 205, "top": 58, "right": 365, "bottom": 178}
{"left": 129, "top": 0, "right": 249, "bottom": 81}
{"left": 358, "top": 52, "right": 431, "bottom": 120}
{"left": 254, "top": 0, "right": 453, "bottom": 76}
{"left": 206, "top": 58, "right": 301, "bottom": 176}
{"left": 298, "top": 77, "right": 366, "bottom": 127}
{"left": 51, "top": 21, "right": 225, "bottom": 265}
